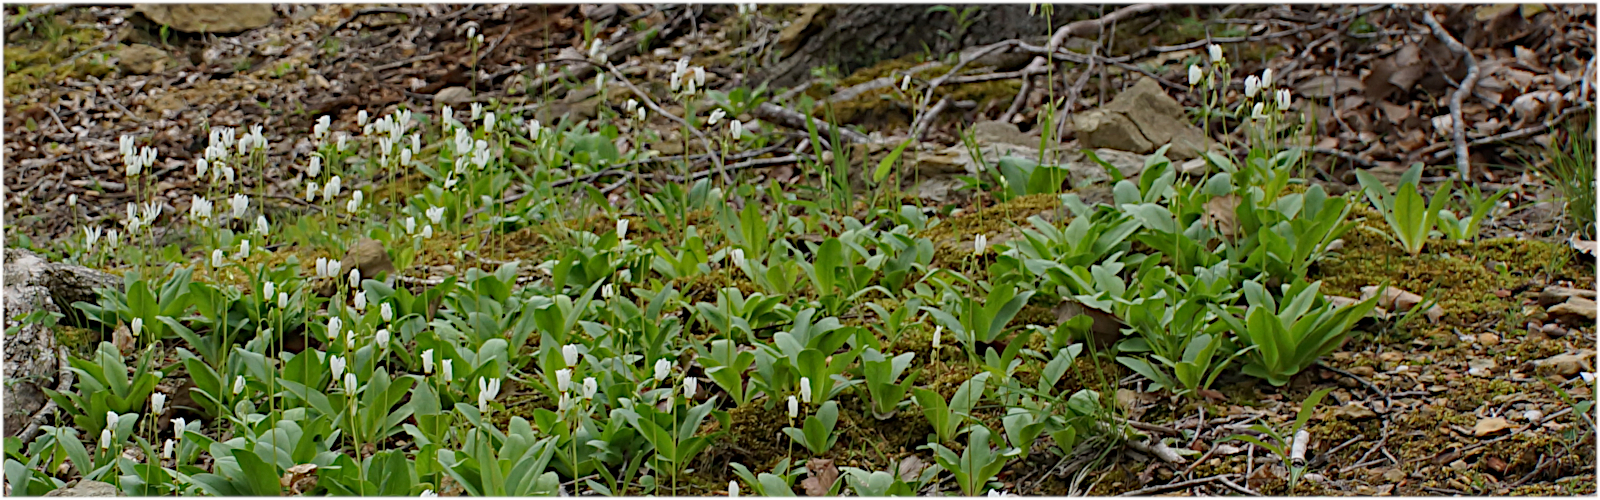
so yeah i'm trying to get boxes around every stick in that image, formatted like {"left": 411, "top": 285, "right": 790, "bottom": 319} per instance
{"left": 1429, "top": 104, "right": 1595, "bottom": 159}
{"left": 1116, "top": 474, "right": 1231, "bottom": 496}
{"left": 4, "top": 4, "right": 72, "bottom": 35}
{"left": 601, "top": 62, "right": 727, "bottom": 183}
{"left": 1217, "top": 476, "right": 1261, "bottom": 496}
{"left": 752, "top": 102, "right": 871, "bottom": 145}
{"left": 910, "top": 98, "right": 952, "bottom": 142}
{"left": 999, "top": 75, "right": 1033, "bottom": 123}
{"left": 1420, "top": 8, "right": 1478, "bottom": 179}
{"left": 1318, "top": 361, "right": 1392, "bottom": 416}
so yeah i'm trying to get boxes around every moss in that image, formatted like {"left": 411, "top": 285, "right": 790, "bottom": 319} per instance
{"left": 4, "top": 17, "right": 113, "bottom": 97}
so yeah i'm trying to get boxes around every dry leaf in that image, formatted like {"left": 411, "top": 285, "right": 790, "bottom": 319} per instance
{"left": 113, "top": 323, "right": 137, "bottom": 356}
{"left": 1569, "top": 237, "right": 1597, "bottom": 256}
{"left": 1295, "top": 75, "right": 1364, "bottom": 98}
{"left": 1474, "top": 417, "right": 1514, "bottom": 437}
{"left": 281, "top": 463, "right": 319, "bottom": 495}
{"left": 896, "top": 455, "right": 926, "bottom": 483}
{"left": 1204, "top": 194, "right": 1240, "bottom": 239}
{"left": 800, "top": 458, "right": 839, "bottom": 496}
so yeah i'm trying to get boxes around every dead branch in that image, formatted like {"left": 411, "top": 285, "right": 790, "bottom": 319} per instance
{"left": 1000, "top": 76, "right": 1033, "bottom": 123}
{"left": 1428, "top": 104, "right": 1596, "bottom": 159}
{"left": 752, "top": 102, "right": 872, "bottom": 145}
{"left": 1420, "top": 8, "right": 1478, "bottom": 179}
{"left": 1116, "top": 474, "right": 1233, "bottom": 496}
{"left": 1046, "top": 4, "right": 1166, "bottom": 55}
{"left": 910, "top": 98, "right": 952, "bottom": 142}
{"left": 5, "top": 4, "right": 73, "bottom": 35}
{"left": 602, "top": 62, "right": 728, "bottom": 183}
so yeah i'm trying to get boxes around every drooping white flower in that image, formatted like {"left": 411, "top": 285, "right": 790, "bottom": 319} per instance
{"left": 346, "top": 190, "right": 363, "bottom": 214}
{"left": 354, "top": 290, "right": 367, "bottom": 311}
{"left": 349, "top": 268, "right": 361, "bottom": 288}
{"left": 602, "top": 283, "right": 615, "bottom": 299}
{"left": 309, "top": 156, "right": 322, "bottom": 178}
{"left": 477, "top": 377, "right": 501, "bottom": 412}
{"left": 306, "top": 181, "right": 319, "bottom": 202}
{"left": 1252, "top": 102, "right": 1266, "bottom": 119}
{"left": 316, "top": 257, "right": 329, "bottom": 278}
{"left": 708, "top": 109, "right": 725, "bottom": 126}
{"left": 327, "top": 317, "right": 343, "bottom": 343}
{"left": 1261, "top": 68, "right": 1274, "bottom": 88}
{"left": 400, "top": 148, "right": 412, "bottom": 165}
{"left": 422, "top": 349, "right": 436, "bottom": 374}
{"left": 730, "top": 248, "right": 747, "bottom": 268}
{"left": 426, "top": 206, "right": 445, "bottom": 224}
{"left": 106, "top": 411, "right": 119, "bottom": 430}
{"left": 589, "top": 38, "right": 605, "bottom": 63}
{"left": 1208, "top": 44, "right": 1223, "bottom": 63}
{"left": 343, "top": 372, "right": 358, "bottom": 393}
{"left": 730, "top": 481, "right": 740, "bottom": 498}
{"left": 232, "top": 375, "right": 246, "bottom": 395}
{"left": 974, "top": 234, "right": 988, "bottom": 255}
{"left": 933, "top": 325, "right": 943, "bottom": 348}
{"left": 731, "top": 119, "right": 743, "bottom": 140}
{"left": 83, "top": 226, "right": 102, "bottom": 251}
{"left": 556, "top": 368, "right": 572, "bottom": 392}
{"left": 131, "top": 317, "right": 144, "bottom": 337}
{"left": 380, "top": 302, "right": 394, "bottom": 322}
{"left": 237, "top": 239, "right": 251, "bottom": 260}
{"left": 1276, "top": 88, "right": 1292, "bottom": 109}
{"left": 799, "top": 377, "right": 812, "bottom": 403}
{"left": 278, "top": 292, "right": 288, "bottom": 309}
{"left": 636, "top": 107, "right": 647, "bottom": 122}
{"left": 324, "top": 175, "right": 342, "bottom": 200}
{"left": 582, "top": 377, "right": 597, "bottom": 399}
{"left": 264, "top": 281, "right": 276, "bottom": 299}
{"left": 683, "top": 376, "right": 698, "bottom": 399}
{"left": 421, "top": 489, "right": 437, "bottom": 497}
{"left": 901, "top": 74, "right": 912, "bottom": 91}
{"left": 422, "top": 225, "right": 434, "bottom": 239}
{"left": 1244, "top": 75, "right": 1260, "bottom": 98}
{"left": 196, "top": 158, "right": 209, "bottom": 179}
{"left": 255, "top": 215, "right": 269, "bottom": 235}
{"left": 617, "top": 218, "right": 629, "bottom": 240}
{"left": 375, "top": 328, "right": 390, "bottom": 347}
{"left": 654, "top": 358, "right": 671, "bottom": 381}
{"left": 471, "top": 103, "right": 483, "bottom": 121}
{"left": 161, "top": 439, "right": 174, "bottom": 459}
{"left": 562, "top": 344, "right": 580, "bottom": 367}
{"left": 211, "top": 249, "right": 225, "bottom": 267}
{"left": 787, "top": 395, "right": 799, "bottom": 418}
{"left": 330, "top": 354, "right": 347, "bottom": 382}
{"left": 152, "top": 392, "right": 166, "bottom": 415}
{"left": 357, "top": 110, "right": 369, "bottom": 127}
{"left": 100, "top": 429, "right": 112, "bottom": 449}
{"left": 442, "top": 358, "right": 454, "bottom": 380}
{"left": 404, "top": 217, "right": 417, "bottom": 235}
{"left": 1188, "top": 64, "right": 1202, "bottom": 86}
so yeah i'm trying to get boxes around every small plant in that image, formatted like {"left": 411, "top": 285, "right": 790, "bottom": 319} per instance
{"left": 1436, "top": 184, "right": 1509, "bottom": 242}
{"left": 860, "top": 348, "right": 919, "bottom": 419}
{"left": 1517, "top": 117, "right": 1595, "bottom": 238}
{"left": 1355, "top": 163, "right": 1454, "bottom": 255}
{"left": 927, "top": 424, "right": 1018, "bottom": 496}
{"left": 913, "top": 372, "right": 989, "bottom": 445}
{"left": 922, "top": 280, "right": 1034, "bottom": 362}
{"left": 1228, "top": 387, "right": 1332, "bottom": 493}
{"left": 1211, "top": 280, "right": 1380, "bottom": 386}
{"left": 782, "top": 400, "right": 841, "bottom": 455}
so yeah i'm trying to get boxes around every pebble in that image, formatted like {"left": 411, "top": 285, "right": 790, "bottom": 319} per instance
{"left": 1524, "top": 409, "right": 1544, "bottom": 422}
{"left": 1478, "top": 333, "right": 1500, "bottom": 346}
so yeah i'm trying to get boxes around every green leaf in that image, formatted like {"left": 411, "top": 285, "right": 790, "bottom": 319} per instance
{"left": 873, "top": 139, "right": 914, "bottom": 184}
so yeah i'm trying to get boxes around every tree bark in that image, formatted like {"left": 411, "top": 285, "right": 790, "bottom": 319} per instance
{"left": 760, "top": 4, "right": 1092, "bottom": 88}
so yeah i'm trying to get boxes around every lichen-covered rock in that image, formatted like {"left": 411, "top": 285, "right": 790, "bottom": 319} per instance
{"left": 134, "top": 4, "right": 276, "bottom": 33}
{"left": 2, "top": 248, "right": 120, "bottom": 437}
{"left": 117, "top": 44, "right": 171, "bottom": 75}
{"left": 43, "top": 480, "right": 119, "bottom": 497}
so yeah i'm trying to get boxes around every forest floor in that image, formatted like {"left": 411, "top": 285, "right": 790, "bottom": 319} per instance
{"left": 2, "top": 3, "right": 1596, "bottom": 497}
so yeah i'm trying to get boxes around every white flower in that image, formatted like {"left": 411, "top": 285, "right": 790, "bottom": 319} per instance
{"left": 264, "top": 281, "right": 275, "bottom": 300}
{"left": 1582, "top": 372, "right": 1595, "bottom": 384}
{"left": 330, "top": 354, "right": 347, "bottom": 381}
{"left": 1244, "top": 75, "right": 1260, "bottom": 98}
{"left": 161, "top": 439, "right": 174, "bottom": 459}
{"left": 1208, "top": 44, "right": 1223, "bottom": 63}
{"left": 106, "top": 229, "right": 120, "bottom": 252}
{"left": 324, "top": 176, "right": 343, "bottom": 200}
{"left": 617, "top": 218, "right": 629, "bottom": 239}
{"left": 527, "top": 119, "right": 542, "bottom": 141}
{"left": 559, "top": 392, "right": 573, "bottom": 411}
{"left": 556, "top": 368, "right": 572, "bottom": 392}
{"left": 328, "top": 259, "right": 342, "bottom": 278}
{"left": 316, "top": 257, "right": 329, "bottom": 278}
{"left": 471, "top": 103, "right": 483, "bottom": 121}
{"left": 343, "top": 373, "right": 358, "bottom": 393}
{"left": 422, "top": 225, "right": 434, "bottom": 239}
{"left": 799, "top": 377, "right": 812, "bottom": 403}
{"left": 237, "top": 239, "right": 251, "bottom": 260}
{"left": 442, "top": 359, "right": 454, "bottom": 380}
{"left": 602, "top": 283, "right": 616, "bottom": 299}
{"left": 933, "top": 325, "right": 942, "bottom": 348}
{"left": 901, "top": 74, "right": 911, "bottom": 91}
{"left": 195, "top": 158, "right": 209, "bottom": 179}
{"left": 232, "top": 375, "right": 246, "bottom": 395}
{"left": 172, "top": 417, "right": 187, "bottom": 435}
{"left": 426, "top": 206, "right": 445, "bottom": 224}
{"left": 625, "top": 99, "right": 639, "bottom": 114}
{"left": 693, "top": 67, "right": 706, "bottom": 88}
{"left": 636, "top": 107, "right": 647, "bottom": 122}
{"left": 683, "top": 376, "right": 698, "bottom": 399}
{"left": 327, "top": 317, "right": 343, "bottom": 342}
{"left": 106, "top": 411, "right": 119, "bottom": 429}
{"left": 255, "top": 215, "right": 269, "bottom": 235}
{"left": 152, "top": 392, "right": 166, "bottom": 415}
{"left": 708, "top": 109, "right": 725, "bottom": 126}
{"left": 654, "top": 358, "right": 671, "bottom": 381}
{"left": 589, "top": 38, "right": 605, "bottom": 61}
{"left": 1252, "top": 102, "right": 1266, "bottom": 119}
{"left": 974, "top": 234, "right": 988, "bottom": 255}
{"left": 1276, "top": 88, "right": 1292, "bottom": 109}
{"left": 306, "top": 181, "right": 319, "bottom": 202}
{"left": 582, "top": 377, "right": 597, "bottom": 399}
{"left": 380, "top": 303, "right": 394, "bottom": 322}
{"left": 421, "top": 489, "right": 437, "bottom": 497}
{"left": 211, "top": 249, "right": 225, "bottom": 267}
{"left": 401, "top": 148, "right": 412, "bottom": 165}
{"left": 100, "top": 429, "right": 112, "bottom": 449}
{"left": 595, "top": 72, "right": 605, "bottom": 93}
{"left": 357, "top": 110, "right": 369, "bottom": 127}
{"left": 347, "top": 190, "right": 364, "bottom": 214}
{"left": 477, "top": 377, "right": 502, "bottom": 412}
{"left": 536, "top": 62, "right": 547, "bottom": 76}
{"left": 730, "top": 119, "right": 743, "bottom": 140}
{"left": 131, "top": 317, "right": 144, "bottom": 337}
{"left": 404, "top": 217, "right": 417, "bottom": 235}
{"left": 442, "top": 105, "right": 454, "bottom": 126}
{"left": 730, "top": 481, "right": 740, "bottom": 498}
{"left": 83, "top": 227, "right": 102, "bottom": 250}
{"left": 730, "top": 248, "right": 747, "bottom": 268}
{"left": 422, "top": 349, "right": 435, "bottom": 374}
{"left": 1188, "top": 64, "right": 1202, "bottom": 86}
{"left": 1261, "top": 68, "right": 1274, "bottom": 88}
{"left": 278, "top": 292, "right": 288, "bottom": 309}
{"left": 354, "top": 291, "right": 367, "bottom": 311}
{"left": 483, "top": 113, "right": 496, "bottom": 133}
{"left": 563, "top": 344, "right": 580, "bottom": 367}
{"left": 337, "top": 134, "right": 348, "bottom": 152}
{"left": 314, "top": 116, "right": 331, "bottom": 139}
{"left": 620, "top": 269, "right": 632, "bottom": 282}
{"left": 308, "top": 156, "right": 322, "bottom": 178}
{"left": 787, "top": 395, "right": 799, "bottom": 418}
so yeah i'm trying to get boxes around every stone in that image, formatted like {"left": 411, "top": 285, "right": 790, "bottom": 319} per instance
{"left": 433, "top": 86, "right": 474, "bottom": 106}
{"left": 117, "top": 44, "right": 170, "bottom": 75}
{"left": 1537, "top": 286, "right": 1596, "bottom": 306}
{"left": 1070, "top": 77, "right": 1218, "bottom": 159}
{"left": 341, "top": 238, "right": 396, "bottom": 284}
{"left": 1477, "top": 333, "right": 1500, "bottom": 347}
{"left": 135, "top": 4, "right": 276, "bottom": 33}
{"left": 43, "top": 481, "right": 119, "bottom": 497}
{"left": 1523, "top": 350, "right": 1595, "bottom": 378}
{"left": 1061, "top": 148, "right": 1147, "bottom": 187}
{"left": 1547, "top": 296, "right": 1596, "bottom": 327}
{"left": 972, "top": 120, "right": 1035, "bottom": 147}
{"left": 3, "top": 248, "right": 120, "bottom": 437}
{"left": 1329, "top": 403, "right": 1378, "bottom": 421}
{"left": 1473, "top": 417, "right": 1513, "bottom": 437}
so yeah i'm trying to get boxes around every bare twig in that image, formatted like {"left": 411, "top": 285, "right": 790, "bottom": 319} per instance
{"left": 1507, "top": 453, "right": 1556, "bottom": 489}
{"left": 752, "top": 102, "right": 871, "bottom": 145}
{"left": 1428, "top": 104, "right": 1596, "bottom": 159}
{"left": 1000, "top": 75, "right": 1033, "bottom": 123}
{"left": 1318, "top": 361, "right": 1392, "bottom": 416}
{"left": 910, "top": 98, "right": 952, "bottom": 142}
{"left": 1420, "top": 8, "right": 1478, "bottom": 178}
{"left": 1217, "top": 476, "right": 1261, "bottom": 496}
{"left": 322, "top": 7, "right": 418, "bottom": 41}
{"left": 374, "top": 53, "right": 442, "bottom": 72}
{"left": 602, "top": 62, "right": 727, "bottom": 183}
{"left": 1045, "top": 4, "right": 1165, "bottom": 56}
{"left": 5, "top": 4, "right": 72, "bottom": 35}
{"left": 1116, "top": 474, "right": 1233, "bottom": 496}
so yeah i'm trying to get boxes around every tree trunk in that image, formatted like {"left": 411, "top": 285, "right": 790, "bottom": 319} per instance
{"left": 760, "top": 4, "right": 1092, "bottom": 88}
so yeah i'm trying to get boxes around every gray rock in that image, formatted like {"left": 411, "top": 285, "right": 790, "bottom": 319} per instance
{"left": 3, "top": 248, "right": 120, "bottom": 437}
{"left": 44, "top": 480, "right": 119, "bottom": 497}
{"left": 1060, "top": 148, "right": 1148, "bottom": 187}
{"left": 117, "top": 44, "right": 170, "bottom": 75}
{"left": 1549, "top": 296, "right": 1597, "bottom": 327}
{"left": 433, "top": 86, "right": 474, "bottom": 106}
{"left": 972, "top": 120, "right": 1036, "bottom": 148}
{"left": 1071, "top": 110, "right": 1152, "bottom": 153}
{"left": 134, "top": 4, "right": 276, "bottom": 33}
